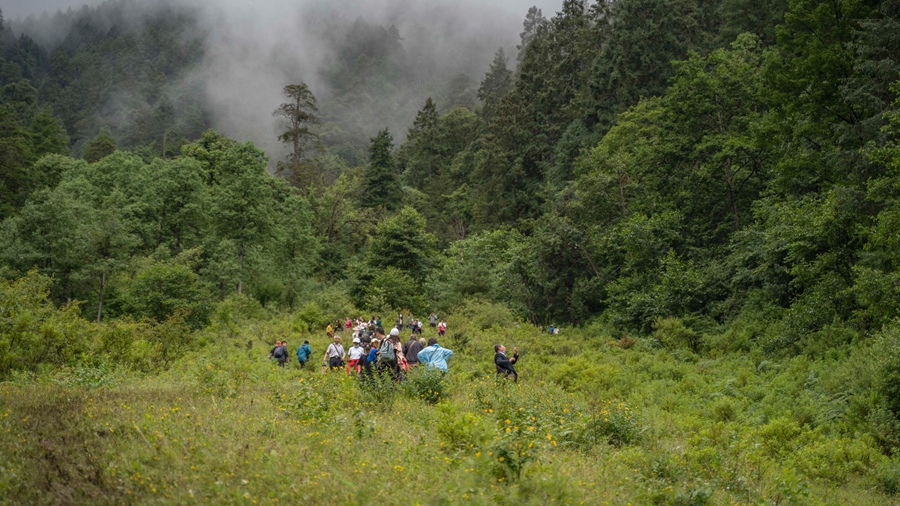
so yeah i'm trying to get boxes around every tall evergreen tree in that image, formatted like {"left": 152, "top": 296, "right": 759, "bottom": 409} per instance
{"left": 516, "top": 6, "right": 547, "bottom": 64}
{"left": 478, "top": 48, "right": 512, "bottom": 120}
{"left": 362, "top": 129, "right": 401, "bottom": 210}
{"left": 273, "top": 83, "right": 320, "bottom": 187}
{"left": 401, "top": 98, "right": 439, "bottom": 189}
{"left": 590, "top": 0, "right": 718, "bottom": 132}
{"left": 83, "top": 128, "right": 117, "bottom": 163}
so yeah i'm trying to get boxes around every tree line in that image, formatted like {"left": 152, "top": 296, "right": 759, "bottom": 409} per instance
{"left": 1, "top": 0, "right": 900, "bottom": 359}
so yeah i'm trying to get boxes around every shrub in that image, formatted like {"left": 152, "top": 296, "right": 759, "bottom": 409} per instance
{"left": 876, "top": 457, "right": 900, "bottom": 495}
{"left": 435, "top": 402, "right": 488, "bottom": 453}
{"left": 654, "top": 317, "right": 702, "bottom": 352}
{"left": 403, "top": 367, "right": 447, "bottom": 404}
{"left": 0, "top": 270, "right": 91, "bottom": 379}
{"left": 293, "top": 302, "right": 325, "bottom": 333}
{"left": 710, "top": 397, "right": 738, "bottom": 423}
{"left": 453, "top": 299, "right": 516, "bottom": 331}
{"left": 121, "top": 260, "right": 210, "bottom": 328}
{"left": 576, "top": 400, "right": 642, "bottom": 448}
{"left": 357, "top": 371, "right": 398, "bottom": 412}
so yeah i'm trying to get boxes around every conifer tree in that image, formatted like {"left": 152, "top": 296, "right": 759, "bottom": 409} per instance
{"left": 517, "top": 6, "right": 547, "bottom": 63}
{"left": 273, "top": 83, "right": 319, "bottom": 167}
{"left": 478, "top": 48, "right": 512, "bottom": 119}
{"left": 83, "top": 128, "right": 117, "bottom": 163}
{"left": 362, "top": 129, "right": 401, "bottom": 210}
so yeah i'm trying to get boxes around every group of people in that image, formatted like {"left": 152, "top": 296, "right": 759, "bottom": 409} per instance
{"left": 268, "top": 339, "right": 311, "bottom": 368}
{"left": 321, "top": 327, "right": 454, "bottom": 381}
{"left": 269, "top": 315, "right": 521, "bottom": 382}
{"left": 327, "top": 313, "right": 447, "bottom": 341}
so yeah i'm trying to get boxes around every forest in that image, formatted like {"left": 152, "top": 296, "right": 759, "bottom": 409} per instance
{"left": 3, "top": 0, "right": 900, "bottom": 503}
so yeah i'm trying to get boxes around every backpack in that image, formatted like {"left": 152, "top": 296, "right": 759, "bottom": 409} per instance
{"left": 380, "top": 339, "right": 396, "bottom": 360}
{"left": 273, "top": 345, "right": 286, "bottom": 360}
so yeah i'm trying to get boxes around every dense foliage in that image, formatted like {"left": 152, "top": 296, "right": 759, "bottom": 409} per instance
{"left": 3, "top": 0, "right": 900, "bottom": 501}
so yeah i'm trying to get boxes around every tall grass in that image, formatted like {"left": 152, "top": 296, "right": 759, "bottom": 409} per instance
{"left": 1, "top": 302, "right": 898, "bottom": 504}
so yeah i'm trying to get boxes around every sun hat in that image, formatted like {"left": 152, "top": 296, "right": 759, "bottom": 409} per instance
{"left": 390, "top": 328, "right": 400, "bottom": 337}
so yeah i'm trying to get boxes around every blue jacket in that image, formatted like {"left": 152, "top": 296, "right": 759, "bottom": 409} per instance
{"left": 417, "top": 344, "right": 454, "bottom": 372}
{"left": 297, "top": 343, "right": 311, "bottom": 362}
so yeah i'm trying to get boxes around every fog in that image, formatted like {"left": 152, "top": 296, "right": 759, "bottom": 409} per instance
{"left": 5, "top": 0, "right": 561, "bottom": 158}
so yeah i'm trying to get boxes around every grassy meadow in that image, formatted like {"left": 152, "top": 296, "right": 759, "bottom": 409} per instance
{"left": 3, "top": 304, "right": 900, "bottom": 505}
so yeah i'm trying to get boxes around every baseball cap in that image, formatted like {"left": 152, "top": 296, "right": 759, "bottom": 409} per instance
{"left": 390, "top": 328, "right": 400, "bottom": 337}
{"left": 353, "top": 337, "right": 360, "bottom": 343}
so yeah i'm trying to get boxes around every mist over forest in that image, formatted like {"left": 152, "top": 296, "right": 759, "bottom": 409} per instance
{"left": 4, "top": 0, "right": 549, "bottom": 163}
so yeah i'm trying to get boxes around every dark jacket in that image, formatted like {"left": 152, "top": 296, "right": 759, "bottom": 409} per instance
{"left": 495, "top": 351, "right": 518, "bottom": 375}
{"left": 404, "top": 339, "right": 424, "bottom": 364}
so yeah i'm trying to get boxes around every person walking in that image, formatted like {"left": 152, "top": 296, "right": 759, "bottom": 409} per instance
{"left": 379, "top": 328, "right": 402, "bottom": 381}
{"left": 323, "top": 335, "right": 345, "bottom": 371}
{"left": 417, "top": 338, "right": 454, "bottom": 373}
{"left": 366, "top": 338, "right": 380, "bottom": 378}
{"left": 429, "top": 312, "right": 437, "bottom": 329}
{"left": 396, "top": 314, "right": 403, "bottom": 332}
{"left": 437, "top": 320, "right": 446, "bottom": 337}
{"left": 268, "top": 340, "right": 281, "bottom": 360}
{"left": 296, "top": 340, "right": 312, "bottom": 368}
{"left": 494, "top": 344, "right": 519, "bottom": 382}
{"left": 403, "top": 334, "right": 424, "bottom": 368}
{"left": 326, "top": 322, "right": 333, "bottom": 335}
{"left": 271, "top": 340, "right": 288, "bottom": 367}
{"left": 347, "top": 338, "right": 365, "bottom": 374}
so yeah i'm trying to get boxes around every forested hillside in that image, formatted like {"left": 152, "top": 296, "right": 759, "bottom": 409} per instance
{"left": 4, "top": 0, "right": 900, "bottom": 503}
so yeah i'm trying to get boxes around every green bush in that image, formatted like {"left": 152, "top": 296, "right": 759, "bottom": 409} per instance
{"left": 435, "top": 401, "right": 488, "bottom": 453}
{"left": 403, "top": 367, "right": 447, "bottom": 404}
{"left": 654, "top": 317, "right": 702, "bottom": 352}
{"left": 121, "top": 259, "right": 211, "bottom": 328}
{"left": 876, "top": 457, "right": 900, "bottom": 495}
{"left": 576, "top": 400, "right": 642, "bottom": 448}
{"left": 0, "top": 270, "right": 91, "bottom": 379}
{"left": 293, "top": 302, "right": 325, "bottom": 333}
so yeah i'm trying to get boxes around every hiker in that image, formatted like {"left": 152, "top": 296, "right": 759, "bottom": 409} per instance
{"left": 367, "top": 338, "right": 381, "bottom": 377}
{"left": 437, "top": 320, "right": 446, "bottom": 337}
{"left": 359, "top": 338, "right": 375, "bottom": 379}
{"left": 396, "top": 314, "right": 403, "bottom": 332}
{"left": 326, "top": 322, "right": 333, "bottom": 335}
{"left": 347, "top": 338, "right": 365, "bottom": 374}
{"left": 379, "top": 328, "right": 402, "bottom": 380}
{"left": 404, "top": 334, "right": 424, "bottom": 368}
{"left": 429, "top": 312, "right": 437, "bottom": 328}
{"left": 417, "top": 338, "right": 454, "bottom": 372}
{"left": 273, "top": 340, "right": 288, "bottom": 368}
{"left": 323, "top": 335, "right": 345, "bottom": 371}
{"left": 407, "top": 314, "right": 414, "bottom": 332}
{"left": 296, "top": 340, "right": 312, "bottom": 368}
{"left": 268, "top": 340, "right": 282, "bottom": 360}
{"left": 494, "top": 344, "right": 519, "bottom": 382}
{"left": 360, "top": 328, "right": 372, "bottom": 346}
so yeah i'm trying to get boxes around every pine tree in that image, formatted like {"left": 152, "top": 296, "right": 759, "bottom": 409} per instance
{"left": 517, "top": 6, "right": 547, "bottom": 64}
{"left": 362, "top": 129, "right": 401, "bottom": 210}
{"left": 273, "top": 83, "right": 319, "bottom": 167}
{"left": 401, "top": 98, "right": 439, "bottom": 189}
{"left": 478, "top": 48, "right": 512, "bottom": 120}
{"left": 83, "top": 128, "right": 117, "bottom": 163}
